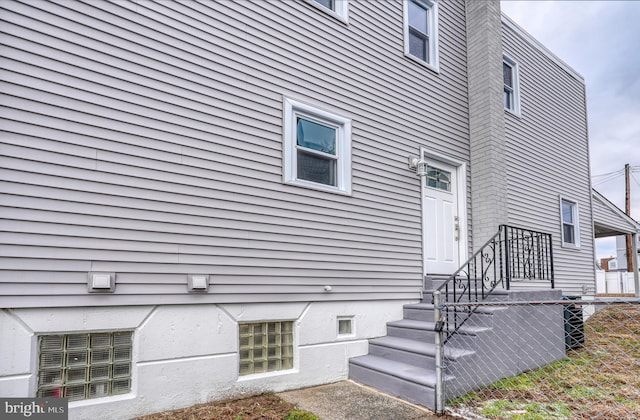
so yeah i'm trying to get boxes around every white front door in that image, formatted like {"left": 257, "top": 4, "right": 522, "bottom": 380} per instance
{"left": 422, "top": 158, "right": 461, "bottom": 275}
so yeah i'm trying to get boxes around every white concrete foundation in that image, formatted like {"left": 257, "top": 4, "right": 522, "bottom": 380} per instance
{"left": 0, "top": 300, "right": 412, "bottom": 419}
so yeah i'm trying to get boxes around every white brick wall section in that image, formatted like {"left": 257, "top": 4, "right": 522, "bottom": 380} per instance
{"left": 465, "top": 0, "right": 509, "bottom": 246}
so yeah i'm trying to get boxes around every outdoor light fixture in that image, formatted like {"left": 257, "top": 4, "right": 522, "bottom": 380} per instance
{"left": 408, "top": 156, "right": 428, "bottom": 177}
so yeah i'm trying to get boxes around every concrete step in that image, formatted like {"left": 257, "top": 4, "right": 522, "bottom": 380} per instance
{"left": 369, "top": 336, "right": 436, "bottom": 368}
{"left": 422, "top": 288, "right": 511, "bottom": 305}
{"left": 388, "top": 318, "right": 489, "bottom": 341}
{"left": 387, "top": 319, "right": 438, "bottom": 342}
{"left": 369, "top": 336, "right": 475, "bottom": 369}
{"left": 423, "top": 275, "right": 451, "bottom": 290}
{"left": 403, "top": 302, "right": 506, "bottom": 327}
{"left": 348, "top": 355, "right": 444, "bottom": 410}
{"left": 403, "top": 303, "right": 436, "bottom": 322}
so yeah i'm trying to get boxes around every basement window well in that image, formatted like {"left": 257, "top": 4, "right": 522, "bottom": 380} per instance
{"left": 37, "top": 331, "right": 133, "bottom": 401}
{"left": 239, "top": 321, "right": 294, "bottom": 376}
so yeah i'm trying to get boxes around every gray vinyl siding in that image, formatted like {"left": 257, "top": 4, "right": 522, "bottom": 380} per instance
{"left": 501, "top": 20, "right": 595, "bottom": 295}
{"left": 0, "top": 0, "right": 470, "bottom": 307}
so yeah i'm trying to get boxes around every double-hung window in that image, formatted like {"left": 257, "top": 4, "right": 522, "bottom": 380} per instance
{"left": 310, "top": 0, "right": 348, "bottom": 23}
{"left": 283, "top": 98, "right": 352, "bottom": 195}
{"left": 560, "top": 197, "right": 580, "bottom": 248}
{"left": 503, "top": 54, "right": 521, "bottom": 115}
{"left": 404, "top": 0, "right": 439, "bottom": 71}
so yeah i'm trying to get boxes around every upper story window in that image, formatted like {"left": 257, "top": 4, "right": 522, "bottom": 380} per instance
{"left": 310, "top": 0, "right": 348, "bottom": 23}
{"left": 560, "top": 197, "right": 580, "bottom": 248}
{"left": 404, "top": 0, "right": 439, "bottom": 71}
{"left": 283, "top": 98, "right": 352, "bottom": 195}
{"left": 503, "top": 55, "right": 521, "bottom": 115}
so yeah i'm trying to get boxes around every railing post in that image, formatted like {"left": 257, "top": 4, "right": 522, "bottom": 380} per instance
{"left": 503, "top": 225, "right": 511, "bottom": 290}
{"left": 433, "top": 290, "right": 445, "bottom": 415}
{"left": 548, "top": 233, "right": 555, "bottom": 288}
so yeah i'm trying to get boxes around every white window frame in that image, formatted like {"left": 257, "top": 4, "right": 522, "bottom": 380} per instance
{"left": 503, "top": 54, "right": 521, "bottom": 116}
{"left": 307, "top": 0, "right": 349, "bottom": 24}
{"left": 283, "top": 98, "right": 352, "bottom": 195}
{"left": 337, "top": 316, "right": 355, "bottom": 338}
{"left": 403, "top": 0, "right": 440, "bottom": 72}
{"left": 560, "top": 196, "right": 580, "bottom": 248}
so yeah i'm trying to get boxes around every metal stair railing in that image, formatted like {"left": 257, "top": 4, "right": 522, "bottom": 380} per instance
{"left": 433, "top": 224, "right": 554, "bottom": 342}
{"left": 432, "top": 225, "right": 554, "bottom": 415}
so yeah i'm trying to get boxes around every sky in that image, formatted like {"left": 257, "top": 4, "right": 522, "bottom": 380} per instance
{"left": 500, "top": 1, "right": 640, "bottom": 259}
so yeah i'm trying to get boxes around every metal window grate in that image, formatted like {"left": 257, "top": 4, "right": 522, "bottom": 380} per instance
{"left": 37, "top": 331, "right": 133, "bottom": 401}
{"left": 239, "top": 321, "right": 293, "bottom": 376}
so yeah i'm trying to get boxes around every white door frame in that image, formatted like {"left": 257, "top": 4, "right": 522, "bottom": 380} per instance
{"left": 420, "top": 147, "right": 469, "bottom": 276}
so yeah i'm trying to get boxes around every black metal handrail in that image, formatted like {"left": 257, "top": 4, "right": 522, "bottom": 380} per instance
{"left": 434, "top": 225, "right": 554, "bottom": 341}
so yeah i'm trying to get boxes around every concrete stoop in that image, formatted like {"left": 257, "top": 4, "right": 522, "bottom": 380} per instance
{"left": 348, "top": 281, "right": 565, "bottom": 411}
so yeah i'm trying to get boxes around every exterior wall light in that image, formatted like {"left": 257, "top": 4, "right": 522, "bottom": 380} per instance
{"left": 409, "top": 156, "right": 428, "bottom": 177}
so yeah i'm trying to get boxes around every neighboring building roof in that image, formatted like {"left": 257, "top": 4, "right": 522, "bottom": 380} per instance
{"left": 592, "top": 189, "right": 640, "bottom": 237}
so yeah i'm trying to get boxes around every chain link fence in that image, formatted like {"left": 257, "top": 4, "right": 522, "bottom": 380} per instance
{"left": 439, "top": 298, "right": 640, "bottom": 419}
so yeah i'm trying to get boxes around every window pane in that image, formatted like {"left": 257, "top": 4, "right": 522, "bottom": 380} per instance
{"left": 112, "top": 379, "right": 131, "bottom": 395}
{"left": 91, "top": 348, "right": 111, "bottom": 364}
{"left": 338, "top": 319, "right": 352, "bottom": 335}
{"left": 91, "top": 333, "right": 111, "bottom": 348}
{"left": 297, "top": 151, "right": 336, "bottom": 186}
{"left": 65, "top": 385, "right": 86, "bottom": 401}
{"left": 113, "top": 331, "right": 132, "bottom": 347}
{"left": 562, "top": 201, "right": 574, "bottom": 223}
{"left": 409, "top": 30, "right": 428, "bottom": 62}
{"left": 563, "top": 224, "right": 575, "bottom": 244}
{"left": 297, "top": 118, "right": 336, "bottom": 155}
{"left": 67, "top": 351, "right": 88, "bottom": 366}
{"left": 504, "top": 89, "right": 512, "bottom": 109}
{"left": 314, "top": 0, "right": 333, "bottom": 10}
{"left": 113, "top": 347, "right": 131, "bottom": 362}
{"left": 89, "top": 382, "right": 109, "bottom": 398}
{"left": 89, "top": 365, "right": 110, "bottom": 381}
{"left": 67, "top": 367, "right": 87, "bottom": 383}
{"left": 408, "top": 0, "right": 428, "bottom": 34}
{"left": 68, "top": 335, "right": 89, "bottom": 349}
{"left": 40, "top": 370, "right": 62, "bottom": 386}
{"left": 425, "top": 166, "right": 451, "bottom": 191}
{"left": 40, "top": 336, "right": 64, "bottom": 351}
{"left": 503, "top": 62, "right": 513, "bottom": 88}
{"left": 40, "top": 352, "right": 63, "bottom": 368}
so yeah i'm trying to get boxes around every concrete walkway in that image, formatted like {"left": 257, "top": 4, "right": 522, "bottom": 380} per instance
{"left": 278, "top": 380, "right": 446, "bottom": 420}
